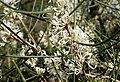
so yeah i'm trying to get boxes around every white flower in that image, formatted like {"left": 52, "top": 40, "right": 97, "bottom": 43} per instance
{"left": 53, "top": 57, "right": 61, "bottom": 65}
{"left": 44, "top": 58, "right": 52, "bottom": 65}
{"left": 3, "top": 0, "right": 15, "bottom": 3}
{"left": 17, "top": 32, "right": 23, "bottom": 38}
{"left": 28, "top": 49, "right": 33, "bottom": 54}
{"left": 40, "top": 50, "right": 47, "bottom": 56}
{"left": 108, "top": 63, "right": 114, "bottom": 69}
{"left": 74, "top": 68, "right": 81, "bottom": 75}
{"left": 10, "top": 40, "right": 17, "bottom": 48}
{"left": 87, "top": 58, "right": 97, "bottom": 69}
{"left": 17, "top": 46, "right": 26, "bottom": 56}
{"left": 55, "top": 51, "right": 61, "bottom": 56}
{"left": 0, "top": 42, "right": 5, "bottom": 47}
{"left": 3, "top": 7, "right": 10, "bottom": 14}
{"left": 25, "top": 58, "right": 38, "bottom": 67}
{"left": 63, "top": 48, "right": 70, "bottom": 55}
{"left": 65, "top": 59, "right": 75, "bottom": 71}
{"left": 35, "top": 67, "right": 45, "bottom": 75}
{"left": 2, "top": 37, "right": 9, "bottom": 43}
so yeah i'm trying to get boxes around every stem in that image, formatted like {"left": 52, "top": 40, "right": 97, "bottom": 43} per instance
{"left": 12, "top": 60, "right": 26, "bottom": 82}
{"left": 69, "top": 0, "right": 84, "bottom": 16}
{"left": 73, "top": 0, "right": 76, "bottom": 29}
{"left": 13, "top": 10, "right": 54, "bottom": 15}
{"left": 95, "top": 0, "right": 120, "bottom": 11}
{"left": 0, "top": 55, "right": 61, "bottom": 58}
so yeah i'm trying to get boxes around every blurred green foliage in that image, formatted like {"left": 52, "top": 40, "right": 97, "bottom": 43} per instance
{"left": 16, "top": 0, "right": 49, "bottom": 11}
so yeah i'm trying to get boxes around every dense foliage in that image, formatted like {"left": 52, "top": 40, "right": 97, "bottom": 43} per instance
{"left": 0, "top": 0, "right": 120, "bottom": 82}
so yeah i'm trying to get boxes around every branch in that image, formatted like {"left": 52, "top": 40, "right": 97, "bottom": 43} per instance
{"left": 0, "top": 20, "right": 36, "bottom": 49}
{"left": 74, "top": 24, "right": 120, "bottom": 46}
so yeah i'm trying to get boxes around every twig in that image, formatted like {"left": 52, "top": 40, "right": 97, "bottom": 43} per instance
{"left": 17, "top": 14, "right": 37, "bottom": 47}
{"left": 0, "top": 55, "right": 61, "bottom": 58}
{"left": 0, "top": 0, "right": 54, "bottom": 14}
{"left": 74, "top": 25, "right": 120, "bottom": 46}
{"left": 93, "top": 40, "right": 120, "bottom": 55}
{"left": 0, "top": 0, "right": 50, "bottom": 23}
{"left": 69, "top": 0, "right": 84, "bottom": 16}
{"left": 12, "top": 60, "right": 26, "bottom": 82}
{"left": 26, "top": 75, "right": 39, "bottom": 81}
{"left": 0, "top": 20, "right": 37, "bottom": 50}
{"left": 95, "top": 0, "right": 120, "bottom": 11}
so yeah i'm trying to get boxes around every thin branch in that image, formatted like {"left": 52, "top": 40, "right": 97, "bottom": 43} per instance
{"left": 0, "top": 0, "right": 54, "bottom": 14}
{"left": 75, "top": 25, "right": 120, "bottom": 46}
{"left": 0, "top": 0, "right": 16, "bottom": 10}
{"left": 93, "top": 40, "right": 120, "bottom": 55}
{"left": 69, "top": 0, "right": 84, "bottom": 16}
{"left": 13, "top": 10, "right": 54, "bottom": 15}
{"left": 17, "top": 14, "right": 37, "bottom": 47}
{"left": 0, "top": 55, "right": 61, "bottom": 58}
{"left": 95, "top": 0, "right": 120, "bottom": 11}
{"left": 12, "top": 60, "right": 26, "bottom": 82}
{"left": 0, "top": 20, "right": 37, "bottom": 50}
{"left": 0, "top": 20, "right": 26, "bottom": 45}
{"left": 26, "top": 75, "right": 40, "bottom": 81}
{"left": 0, "top": 0, "right": 50, "bottom": 23}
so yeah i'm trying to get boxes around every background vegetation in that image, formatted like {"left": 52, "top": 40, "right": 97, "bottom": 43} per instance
{"left": 0, "top": 0, "right": 120, "bottom": 82}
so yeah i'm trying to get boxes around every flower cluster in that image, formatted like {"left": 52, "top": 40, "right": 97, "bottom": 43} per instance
{"left": 38, "top": 0, "right": 97, "bottom": 80}
{"left": 2, "top": 0, "right": 120, "bottom": 81}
